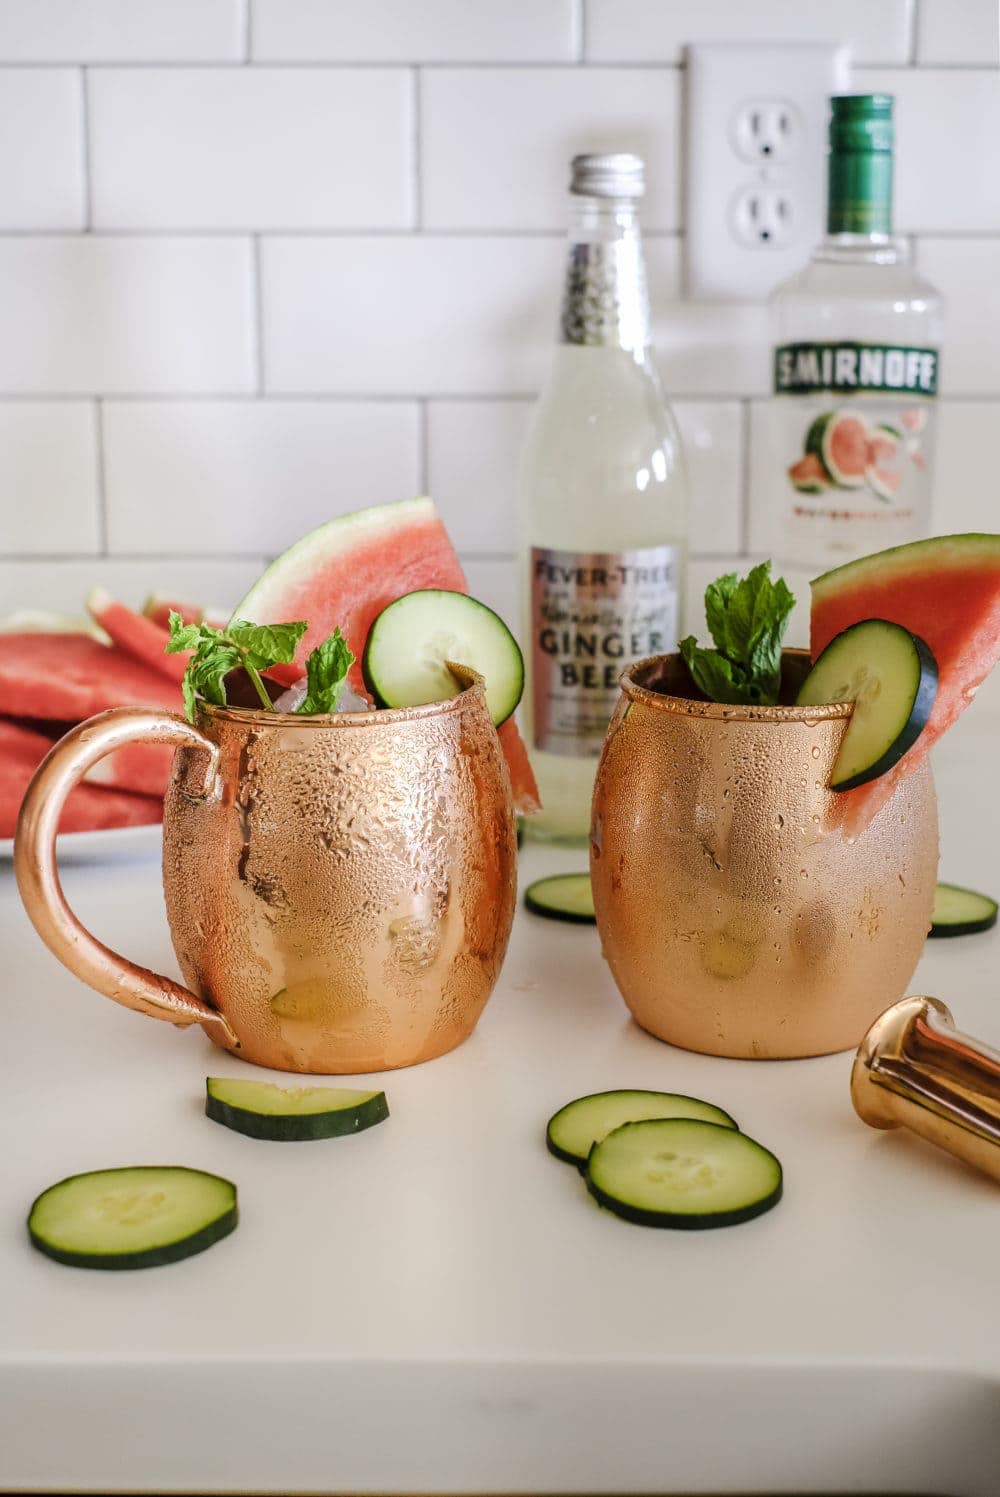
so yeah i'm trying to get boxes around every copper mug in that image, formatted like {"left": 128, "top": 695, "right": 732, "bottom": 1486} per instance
{"left": 15, "top": 667, "right": 517, "bottom": 1073}
{"left": 590, "top": 652, "right": 938, "bottom": 1059}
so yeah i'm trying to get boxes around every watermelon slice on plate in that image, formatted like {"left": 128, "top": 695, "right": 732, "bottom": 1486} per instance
{"left": 87, "top": 587, "right": 189, "bottom": 686}
{"left": 810, "top": 533, "right": 1000, "bottom": 838}
{"left": 0, "top": 632, "right": 179, "bottom": 721}
{"left": 2, "top": 716, "right": 172, "bottom": 799}
{"left": 0, "top": 720, "right": 162, "bottom": 840}
{"left": 233, "top": 497, "right": 541, "bottom": 814}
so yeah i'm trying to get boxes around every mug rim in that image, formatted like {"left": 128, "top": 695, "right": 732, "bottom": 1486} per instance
{"left": 198, "top": 664, "right": 488, "bottom": 729}
{"left": 621, "top": 649, "right": 854, "bottom": 723}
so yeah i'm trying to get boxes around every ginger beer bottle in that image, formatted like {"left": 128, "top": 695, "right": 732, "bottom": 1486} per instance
{"left": 519, "top": 153, "right": 687, "bottom": 844}
{"left": 767, "top": 95, "right": 943, "bottom": 571}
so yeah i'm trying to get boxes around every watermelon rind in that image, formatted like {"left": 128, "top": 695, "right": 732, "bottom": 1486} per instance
{"left": 806, "top": 410, "right": 869, "bottom": 490}
{"left": 811, "top": 533, "right": 1000, "bottom": 601}
{"left": 232, "top": 497, "right": 437, "bottom": 623}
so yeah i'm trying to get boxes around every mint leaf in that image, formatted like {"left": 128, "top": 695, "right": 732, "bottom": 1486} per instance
{"left": 228, "top": 619, "right": 307, "bottom": 669}
{"left": 680, "top": 563, "right": 796, "bottom": 707}
{"left": 298, "top": 628, "right": 355, "bottom": 715}
{"left": 165, "top": 611, "right": 203, "bottom": 655}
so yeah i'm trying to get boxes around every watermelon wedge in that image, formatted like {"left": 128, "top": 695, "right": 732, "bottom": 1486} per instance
{"left": 142, "top": 595, "right": 229, "bottom": 632}
{"left": 810, "top": 534, "right": 1000, "bottom": 837}
{"left": 87, "top": 587, "right": 188, "bottom": 686}
{"left": 233, "top": 497, "right": 541, "bottom": 814}
{"left": 3, "top": 716, "right": 172, "bottom": 799}
{"left": 0, "top": 721, "right": 162, "bottom": 839}
{"left": 0, "top": 633, "right": 179, "bottom": 721}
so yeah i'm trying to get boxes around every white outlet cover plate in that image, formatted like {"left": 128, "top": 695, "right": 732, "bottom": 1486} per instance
{"left": 685, "top": 42, "right": 850, "bottom": 302}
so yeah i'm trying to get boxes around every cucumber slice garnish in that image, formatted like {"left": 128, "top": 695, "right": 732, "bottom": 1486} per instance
{"left": 547, "top": 1090, "right": 738, "bottom": 1169}
{"left": 796, "top": 618, "right": 938, "bottom": 792}
{"left": 585, "top": 1118, "right": 782, "bottom": 1230}
{"left": 929, "top": 882, "right": 998, "bottom": 938}
{"left": 206, "top": 1078, "right": 389, "bottom": 1141}
{"left": 27, "top": 1166, "right": 237, "bottom": 1270}
{"left": 524, "top": 872, "right": 594, "bottom": 924}
{"left": 363, "top": 589, "right": 524, "bottom": 726}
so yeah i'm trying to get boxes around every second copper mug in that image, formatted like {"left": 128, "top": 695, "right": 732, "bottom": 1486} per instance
{"left": 590, "top": 652, "right": 938, "bottom": 1059}
{"left": 15, "top": 667, "right": 517, "bottom": 1074}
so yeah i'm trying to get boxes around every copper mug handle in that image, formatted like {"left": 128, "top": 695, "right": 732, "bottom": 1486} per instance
{"left": 14, "top": 707, "right": 238, "bottom": 1048}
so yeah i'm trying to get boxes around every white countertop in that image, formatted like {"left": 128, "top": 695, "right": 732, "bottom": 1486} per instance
{"left": 2, "top": 701, "right": 1000, "bottom": 1497}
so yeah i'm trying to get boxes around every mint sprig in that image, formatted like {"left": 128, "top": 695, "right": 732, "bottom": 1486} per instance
{"left": 679, "top": 562, "right": 795, "bottom": 706}
{"left": 167, "top": 613, "right": 354, "bottom": 722}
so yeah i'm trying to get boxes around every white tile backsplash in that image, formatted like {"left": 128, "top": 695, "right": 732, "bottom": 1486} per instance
{"left": 0, "top": 70, "right": 85, "bottom": 230}
{"left": 856, "top": 67, "right": 1000, "bottom": 233}
{"left": 0, "top": 402, "right": 99, "bottom": 555}
{"left": 917, "top": 0, "right": 999, "bottom": 63}
{"left": 0, "top": 0, "right": 996, "bottom": 611}
{"left": 103, "top": 400, "right": 420, "bottom": 555}
{"left": 0, "top": 238, "right": 255, "bottom": 395}
{"left": 252, "top": 0, "right": 575, "bottom": 63}
{"left": 422, "top": 68, "right": 680, "bottom": 232}
{"left": 916, "top": 238, "right": 1000, "bottom": 395}
{"left": 585, "top": 0, "right": 914, "bottom": 65}
{"left": 0, "top": 0, "right": 244, "bottom": 62}
{"left": 90, "top": 69, "right": 414, "bottom": 231}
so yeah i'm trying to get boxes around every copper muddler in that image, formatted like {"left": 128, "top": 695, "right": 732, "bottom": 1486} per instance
{"left": 852, "top": 995, "right": 1000, "bottom": 1183}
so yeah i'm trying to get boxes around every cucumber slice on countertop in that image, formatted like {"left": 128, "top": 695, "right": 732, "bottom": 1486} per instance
{"left": 524, "top": 872, "right": 595, "bottom": 924}
{"left": 585, "top": 1118, "right": 782, "bottom": 1230}
{"left": 547, "top": 1090, "right": 738, "bottom": 1169}
{"left": 363, "top": 589, "right": 524, "bottom": 726}
{"left": 27, "top": 1166, "right": 237, "bottom": 1270}
{"left": 796, "top": 618, "right": 938, "bottom": 792}
{"left": 206, "top": 1078, "right": 389, "bottom": 1141}
{"left": 929, "top": 882, "right": 998, "bottom": 938}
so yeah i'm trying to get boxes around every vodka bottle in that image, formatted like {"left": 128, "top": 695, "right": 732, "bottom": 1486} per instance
{"left": 519, "top": 153, "right": 687, "bottom": 844}
{"left": 767, "top": 95, "right": 943, "bottom": 572}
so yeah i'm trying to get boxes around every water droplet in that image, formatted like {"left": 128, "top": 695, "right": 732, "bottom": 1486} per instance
{"left": 800, "top": 868, "right": 809, "bottom": 880}
{"left": 773, "top": 813, "right": 784, "bottom": 830}
{"left": 811, "top": 745, "right": 821, "bottom": 759}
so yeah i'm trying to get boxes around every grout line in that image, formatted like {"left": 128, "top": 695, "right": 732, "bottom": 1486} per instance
{"left": 572, "top": 0, "right": 585, "bottom": 63}
{"left": 737, "top": 399, "right": 752, "bottom": 556}
{"left": 908, "top": 0, "right": 919, "bottom": 66}
{"left": 0, "top": 57, "right": 995, "bottom": 71}
{"left": 79, "top": 67, "right": 92, "bottom": 230}
{"left": 1, "top": 390, "right": 998, "bottom": 406}
{"left": 93, "top": 399, "right": 108, "bottom": 554}
{"left": 411, "top": 67, "right": 422, "bottom": 230}
{"left": 0, "top": 226, "right": 685, "bottom": 239}
{"left": 418, "top": 398, "right": 429, "bottom": 492}
{"left": 242, "top": 0, "right": 252, "bottom": 63}
{"left": 251, "top": 235, "right": 265, "bottom": 393}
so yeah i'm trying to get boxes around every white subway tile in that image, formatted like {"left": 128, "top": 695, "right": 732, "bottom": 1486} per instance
{"left": 917, "top": 238, "right": 1000, "bottom": 395}
{"left": 422, "top": 68, "right": 680, "bottom": 231}
{"left": 917, "top": 0, "right": 998, "bottom": 63}
{"left": 103, "top": 400, "right": 420, "bottom": 556}
{"left": 461, "top": 557, "right": 519, "bottom": 630}
{"left": 932, "top": 400, "right": 1000, "bottom": 531}
{"left": 428, "top": 397, "right": 742, "bottom": 555}
{"left": 585, "top": 0, "right": 913, "bottom": 65}
{"left": 262, "top": 234, "right": 752, "bottom": 397}
{"left": 252, "top": 0, "right": 574, "bottom": 62}
{"left": 0, "top": 238, "right": 254, "bottom": 395}
{"left": 0, "top": 70, "right": 84, "bottom": 229}
{"left": 856, "top": 68, "right": 1000, "bottom": 233}
{"left": 0, "top": 403, "right": 99, "bottom": 555}
{"left": 0, "top": 558, "right": 266, "bottom": 616}
{"left": 90, "top": 69, "right": 412, "bottom": 231}
{"left": 0, "top": 0, "right": 244, "bottom": 62}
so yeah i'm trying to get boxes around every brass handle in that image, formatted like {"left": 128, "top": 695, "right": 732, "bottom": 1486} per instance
{"left": 14, "top": 707, "right": 238, "bottom": 1048}
{"left": 852, "top": 995, "right": 1000, "bottom": 1183}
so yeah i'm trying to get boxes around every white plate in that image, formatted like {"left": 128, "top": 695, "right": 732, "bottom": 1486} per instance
{"left": 0, "top": 822, "right": 162, "bottom": 865}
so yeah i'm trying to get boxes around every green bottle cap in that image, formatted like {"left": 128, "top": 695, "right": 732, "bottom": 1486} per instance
{"left": 827, "top": 93, "right": 894, "bottom": 236}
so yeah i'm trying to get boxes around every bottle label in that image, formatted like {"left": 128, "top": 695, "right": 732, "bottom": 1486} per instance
{"left": 530, "top": 545, "right": 678, "bottom": 757}
{"left": 770, "top": 342, "right": 938, "bottom": 569}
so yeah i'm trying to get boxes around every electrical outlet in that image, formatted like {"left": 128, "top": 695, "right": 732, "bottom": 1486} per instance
{"left": 685, "top": 42, "right": 850, "bottom": 301}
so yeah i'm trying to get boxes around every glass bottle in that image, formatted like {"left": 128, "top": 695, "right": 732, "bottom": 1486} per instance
{"left": 766, "top": 94, "right": 943, "bottom": 573}
{"left": 519, "top": 152, "right": 688, "bottom": 844}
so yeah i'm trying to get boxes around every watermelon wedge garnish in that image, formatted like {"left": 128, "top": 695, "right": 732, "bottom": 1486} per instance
{"left": 810, "top": 534, "right": 1000, "bottom": 837}
{"left": 232, "top": 497, "right": 541, "bottom": 814}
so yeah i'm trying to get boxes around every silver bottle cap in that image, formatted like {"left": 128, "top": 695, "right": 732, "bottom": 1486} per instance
{"left": 570, "top": 152, "right": 645, "bottom": 200}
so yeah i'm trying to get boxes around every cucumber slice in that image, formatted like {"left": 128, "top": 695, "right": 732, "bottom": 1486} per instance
{"left": 929, "top": 882, "right": 998, "bottom": 938}
{"left": 206, "top": 1077, "right": 389, "bottom": 1141}
{"left": 363, "top": 589, "right": 524, "bottom": 726}
{"left": 796, "top": 618, "right": 938, "bottom": 792}
{"left": 524, "top": 872, "right": 595, "bottom": 924}
{"left": 27, "top": 1166, "right": 237, "bottom": 1270}
{"left": 547, "top": 1090, "right": 738, "bottom": 1169}
{"left": 586, "top": 1118, "right": 782, "bottom": 1230}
